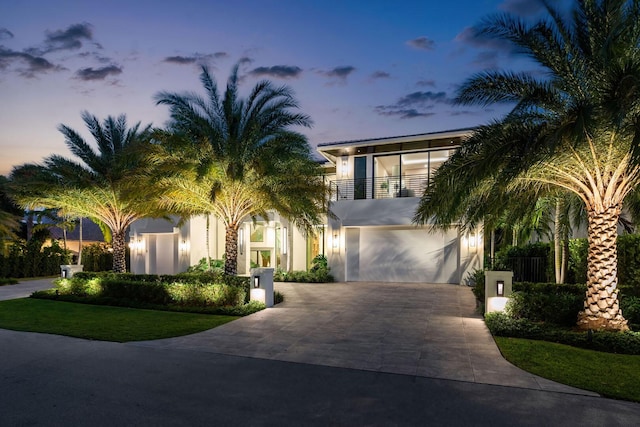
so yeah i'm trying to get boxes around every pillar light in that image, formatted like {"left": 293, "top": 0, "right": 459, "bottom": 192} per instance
{"left": 497, "top": 280, "right": 505, "bottom": 297}
{"left": 254, "top": 275, "right": 260, "bottom": 288}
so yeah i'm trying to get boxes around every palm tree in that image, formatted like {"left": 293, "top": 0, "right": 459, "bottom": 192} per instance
{"left": 10, "top": 112, "right": 165, "bottom": 273}
{"left": 154, "top": 65, "right": 327, "bottom": 275}
{"left": 415, "top": 0, "right": 640, "bottom": 331}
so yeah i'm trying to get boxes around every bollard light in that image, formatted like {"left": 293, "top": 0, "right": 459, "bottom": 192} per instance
{"left": 497, "top": 280, "right": 504, "bottom": 297}
{"left": 254, "top": 275, "right": 260, "bottom": 288}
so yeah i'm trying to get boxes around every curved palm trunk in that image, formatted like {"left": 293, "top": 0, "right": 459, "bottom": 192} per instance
{"left": 224, "top": 224, "right": 239, "bottom": 276}
{"left": 577, "top": 206, "right": 628, "bottom": 331}
{"left": 112, "top": 229, "right": 127, "bottom": 273}
{"left": 77, "top": 219, "right": 83, "bottom": 266}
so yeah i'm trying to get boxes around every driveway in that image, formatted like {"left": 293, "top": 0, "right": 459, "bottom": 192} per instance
{"left": 136, "top": 281, "right": 592, "bottom": 394}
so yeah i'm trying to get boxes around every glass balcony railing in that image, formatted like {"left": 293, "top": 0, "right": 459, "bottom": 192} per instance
{"left": 329, "top": 174, "right": 429, "bottom": 201}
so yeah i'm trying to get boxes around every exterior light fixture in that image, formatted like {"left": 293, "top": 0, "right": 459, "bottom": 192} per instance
{"left": 341, "top": 156, "right": 348, "bottom": 178}
{"left": 179, "top": 240, "right": 188, "bottom": 253}
{"left": 497, "top": 280, "right": 505, "bottom": 297}
{"left": 469, "top": 233, "right": 476, "bottom": 247}
{"left": 332, "top": 231, "right": 339, "bottom": 253}
{"left": 238, "top": 227, "right": 244, "bottom": 255}
{"left": 282, "top": 227, "right": 287, "bottom": 255}
{"left": 254, "top": 275, "right": 260, "bottom": 289}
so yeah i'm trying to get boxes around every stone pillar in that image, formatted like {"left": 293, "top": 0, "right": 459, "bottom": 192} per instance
{"left": 250, "top": 267, "right": 274, "bottom": 307}
{"left": 485, "top": 271, "right": 513, "bottom": 313}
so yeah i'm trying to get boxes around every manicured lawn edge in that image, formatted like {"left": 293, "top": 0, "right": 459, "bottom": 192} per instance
{"left": 494, "top": 336, "right": 640, "bottom": 402}
{"left": 0, "top": 298, "right": 237, "bottom": 342}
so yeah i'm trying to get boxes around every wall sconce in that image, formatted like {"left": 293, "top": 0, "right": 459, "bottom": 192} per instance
{"left": 254, "top": 275, "right": 260, "bottom": 288}
{"left": 341, "top": 156, "right": 348, "bottom": 178}
{"left": 282, "top": 227, "right": 287, "bottom": 255}
{"left": 497, "top": 280, "right": 504, "bottom": 297}
{"left": 128, "top": 238, "right": 144, "bottom": 255}
{"left": 238, "top": 227, "right": 244, "bottom": 255}
{"left": 332, "top": 231, "right": 339, "bottom": 253}
{"left": 179, "top": 240, "right": 189, "bottom": 254}
{"left": 469, "top": 233, "right": 476, "bottom": 247}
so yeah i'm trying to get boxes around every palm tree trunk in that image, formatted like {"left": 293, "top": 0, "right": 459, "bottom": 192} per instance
{"left": 224, "top": 224, "right": 239, "bottom": 275}
{"left": 77, "top": 218, "right": 83, "bottom": 266}
{"left": 206, "top": 214, "right": 211, "bottom": 271}
{"left": 112, "top": 229, "right": 127, "bottom": 273}
{"left": 554, "top": 199, "right": 562, "bottom": 284}
{"left": 577, "top": 206, "right": 628, "bottom": 331}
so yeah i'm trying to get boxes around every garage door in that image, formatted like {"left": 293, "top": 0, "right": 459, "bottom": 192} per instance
{"left": 347, "top": 227, "right": 459, "bottom": 283}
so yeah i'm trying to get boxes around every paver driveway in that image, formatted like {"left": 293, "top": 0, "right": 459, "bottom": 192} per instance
{"left": 136, "top": 281, "right": 593, "bottom": 395}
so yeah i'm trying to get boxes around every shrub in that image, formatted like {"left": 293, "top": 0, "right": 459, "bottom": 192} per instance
{"left": 466, "top": 268, "right": 485, "bottom": 303}
{"left": 274, "top": 254, "right": 334, "bottom": 283}
{"left": 186, "top": 258, "right": 224, "bottom": 273}
{"left": 81, "top": 242, "right": 114, "bottom": 272}
{"left": 485, "top": 312, "right": 640, "bottom": 355}
{"left": 621, "top": 295, "right": 640, "bottom": 329}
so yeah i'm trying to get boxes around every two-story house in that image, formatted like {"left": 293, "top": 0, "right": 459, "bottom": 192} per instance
{"left": 129, "top": 128, "right": 483, "bottom": 283}
{"left": 318, "top": 128, "right": 482, "bottom": 283}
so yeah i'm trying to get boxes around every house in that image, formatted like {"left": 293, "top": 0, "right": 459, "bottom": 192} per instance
{"left": 319, "top": 128, "right": 482, "bottom": 284}
{"left": 129, "top": 128, "right": 483, "bottom": 283}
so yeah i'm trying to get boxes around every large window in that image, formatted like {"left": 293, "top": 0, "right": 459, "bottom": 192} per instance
{"left": 373, "top": 149, "right": 452, "bottom": 198}
{"left": 354, "top": 156, "right": 367, "bottom": 199}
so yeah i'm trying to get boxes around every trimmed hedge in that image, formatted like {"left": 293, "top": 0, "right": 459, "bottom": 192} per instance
{"left": 485, "top": 312, "right": 640, "bottom": 355}
{"left": 33, "top": 271, "right": 257, "bottom": 315}
{"left": 274, "top": 254, "right": 334, "bottom": 283}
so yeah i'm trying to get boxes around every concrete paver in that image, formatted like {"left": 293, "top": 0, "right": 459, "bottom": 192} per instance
{"left": 134, "top": 282, "right": 596, "bottom": 396}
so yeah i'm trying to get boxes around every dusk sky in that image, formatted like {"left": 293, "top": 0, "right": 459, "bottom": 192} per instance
{"left": 0, "top": 0, "right": 549, "bottom": 176}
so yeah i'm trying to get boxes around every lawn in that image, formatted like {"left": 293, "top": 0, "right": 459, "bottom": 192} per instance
{"left": 495, "top": 336, "right": 640, "bottom": 402}
{"left": 0, "top": 298, "right": 237, "bottom": 342}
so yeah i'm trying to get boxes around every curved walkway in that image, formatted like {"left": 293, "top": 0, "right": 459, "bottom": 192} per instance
{"left": 135, "top": 281, "right": 594, "bottom": 395}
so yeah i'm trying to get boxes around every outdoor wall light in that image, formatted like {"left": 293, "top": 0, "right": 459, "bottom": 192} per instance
{"left": 282, "top": 227, "right": 287, "bottom": 255}
{"left": 332, "top": 231, "right": 339, "bottom": 253}
{"left": 341, "top": 156, "right": 348, "bottom": 178}
{"left": 179, "top": 240, "right": 188, "bottom": 253}
{"left": 129, "top": 238, "right": 144, "bottom": 255}
{"left": 254, "top": 275, "right": 260, "bottom": 289}
{"left": 238, "top": 227, "right": 244, "bottom": 255}
{"left": 497, "top": 280, "right": 505, "bottom": 297}
{"left": 469, "top": 233, "right": 476, "bottom": 247}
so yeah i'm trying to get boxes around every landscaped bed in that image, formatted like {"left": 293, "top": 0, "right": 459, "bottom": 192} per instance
{"left": 32, "top": 271, "right": 265, "bottom": 316}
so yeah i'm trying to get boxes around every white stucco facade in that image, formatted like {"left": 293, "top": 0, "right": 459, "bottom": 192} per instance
{"left": 129, "top": 128, "right": 483, "bottom": 283}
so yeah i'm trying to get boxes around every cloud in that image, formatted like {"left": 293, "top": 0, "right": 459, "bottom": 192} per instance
{"left": 319, "top": 66, "right": 356, "bottom": 82}
{"left": 0, "top": 46, "right": 62, "bottom": 77}
{"left": 0, "top": 28, "right": 14, "bottom": 40}
{"left": 75, "top": 65, "right": 122, "bottom": 81}
{"left": 373, "top": 106, "right": 435, "bottom": 119}
{"left": 214, "top": 52, "right": 229, "bottom": 59}
{"left": 249, "top": 65, "right": 302, "bottom": 79}
{"left": 471, "top": 51, "right": 500, "bottom": 69}
{"left": 374, "top": 90, "right": 452, "bottom": 119}
{"left": 406, "top": 36, "right": 435, "bottom": 51}
{"left": 416, "top": 79, "right": 436, "bottom": 87}
{"left": 238, "top": 56, "right": 253, "bottom": 66}
{"left": 164, "top": 55, "right": 198, "bottom": 64}
{"left": 370, "top": 71, "right": 390, "bottom": 79}
{"left": 38, "top": 23, "right": 93, "bottom": 54}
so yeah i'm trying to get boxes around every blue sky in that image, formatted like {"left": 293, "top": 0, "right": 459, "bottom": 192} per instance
{"left": 0, "top": 0, "right": 547, "bottom": 175}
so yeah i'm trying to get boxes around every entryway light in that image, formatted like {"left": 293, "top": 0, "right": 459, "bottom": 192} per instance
{"left": 179, "top": 240, "right": 189, "bottom": 253}
{"left": 332, "top": 231, "right": 339, "bottom": 253}
{"left": 341, "top": 156, "right": 348, "bottom": 178}
{"left": 254, "top": 275, "right": 260, "bottom": 288}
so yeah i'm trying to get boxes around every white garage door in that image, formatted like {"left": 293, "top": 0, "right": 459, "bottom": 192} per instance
{"left": 346, "top": 227, "right": 459, "bottom": 283}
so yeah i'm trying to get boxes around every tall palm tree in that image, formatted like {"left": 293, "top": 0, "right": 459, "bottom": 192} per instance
{"left": 415, "top": 0, "right": 640, "bottom": 331}
{"left": 154, "top": 65, "right": 327, "bottom": 275}
{"left": 10, "top": 112, "right": 165, "bottom": 273}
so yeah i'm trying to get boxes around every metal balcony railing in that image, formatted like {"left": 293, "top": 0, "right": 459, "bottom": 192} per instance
{"left": 330, "top": 174, "right": 429, "bottom": 201}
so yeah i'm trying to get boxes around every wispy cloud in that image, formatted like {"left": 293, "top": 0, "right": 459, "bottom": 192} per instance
{"left": 370, "top": 71, "right": 390, "bottom": 79}
{"left": 163, "top": 53, "right": 217, "bottom": 66}
{"left": 318, "top": 66, "right": 356, "bottom": 83}
{"left": 0, "top": 28, "right": 14, "bottom": 40}
{"left": 0, "top": 47, "right": 63, "bottom": 77}
{"left": 249, "top": 65, "right": 303, "bottom": 79}
{"left": 75, "top": 65, "right": 122, "bottom": 81}
{"left": 374, "top": 90, "right": 452, "bottom": 119}
{"left": 416, "top": 79, "right": 436, "bottom": 87}
{"left": 27, "top": 23, "right": 94, "bottom": 55}
{"left": 406, "top": 36, "right": 435, "bottom": 51}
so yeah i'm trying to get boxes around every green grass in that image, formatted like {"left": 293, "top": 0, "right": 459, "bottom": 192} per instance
{"left": 0, "top": 298, "right": 237, "bottom": 342}
{"left": 495, "top": 336, "right": 640, "bottom": 402}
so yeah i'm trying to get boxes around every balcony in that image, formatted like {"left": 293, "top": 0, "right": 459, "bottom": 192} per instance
{"left": 330, "top": 174, "right": 429, "bottom": 201}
